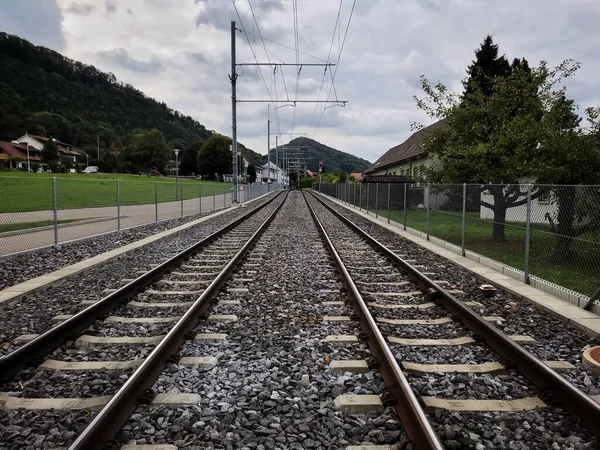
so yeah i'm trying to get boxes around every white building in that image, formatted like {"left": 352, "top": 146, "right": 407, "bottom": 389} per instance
{"left": 15, "top": 133, "right": 82, "bottom": 163}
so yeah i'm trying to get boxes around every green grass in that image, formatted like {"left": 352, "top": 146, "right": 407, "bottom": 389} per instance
{"left": 377, "top": 208, "right": 600, "bottom": 297}
{"left": 0, "top": 173, "right": 231, "bottom": 212}
{"left": 0, "top": 218, "right": 85, "bottom": 233}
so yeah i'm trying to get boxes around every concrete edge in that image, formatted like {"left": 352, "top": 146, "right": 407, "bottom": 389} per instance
{"left": 318, "top": 193, "right": 600, "bottom": 338}
{"left": 0, "top": 191, "right": 276, "bottom": 309}
{"left": 0, "top": 216, "right": 115, "bottom": 238}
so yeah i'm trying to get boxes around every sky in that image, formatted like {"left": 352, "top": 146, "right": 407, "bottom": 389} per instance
{"left": 1, "top": 0, "right": 599, "bottom": 165}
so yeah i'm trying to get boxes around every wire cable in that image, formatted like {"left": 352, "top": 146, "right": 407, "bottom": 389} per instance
{"left": 312, "top": 0, "right": 356, "bottom": 138}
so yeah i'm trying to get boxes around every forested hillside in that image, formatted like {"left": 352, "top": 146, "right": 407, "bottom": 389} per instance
{"left": 270, "top": 137, "right": 371, "bottom": 173}
{"left": 0, "top": 32, "right": 212, "bottom": 155}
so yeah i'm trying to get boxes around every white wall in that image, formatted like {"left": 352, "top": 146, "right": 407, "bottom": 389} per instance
{"left": 480, "top": 189, "right": 557, "bottom": 224}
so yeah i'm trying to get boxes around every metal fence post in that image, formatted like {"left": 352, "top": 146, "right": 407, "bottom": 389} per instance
{"left": 52, "top": 177, "right": 58, "bottom": 248}
{"left": 155, "top": 181, "right": 158, "bottom": 223}
{"left": 403, "top": 184, "right": 407, "bottom": 231}
{"left": 375, "top": 184, "right": 379, "bottom": 218}
{"left": 387, "top": 183, "right": 391, "bottom": 223}
{"left": 180, "top": 183, "right": 184, "bottom": 218}
{"left": 359, "top": 184, "right": 362, "bottom": 211}
{"left": 117, "top": 180, "right": 121, "bottom": 232}
{"left": 213, "top": 184, "right": 216, "bottom": 212}
{"left": 426, "top": 183, "right": 430, "bottom": 240}
{"left": 353, "top": 184, "right": 356, "bottom": 208}
{"left": 524, "top": 184, "right": 532, "bottom": 284}
{"left": 199, "top": 184, "right": 202, "bottom": 214}
{"left": 223, "top": 188, "right": 226, "bottom": 209}
{"left": 461, "top": 183, "right": 467, "bottom": 256}
{"left": 366, "top": 184, "right": 370, "bottom": 214}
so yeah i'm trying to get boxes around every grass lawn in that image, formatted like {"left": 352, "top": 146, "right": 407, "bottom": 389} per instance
{"left": 0, "top": 172, "right": 231, "bottom": 212}
{"left": 0, "top": 218, "right": 85, "bottom": 233}
{"left": 381, "top": 208, "right": 600, "bottom": 297}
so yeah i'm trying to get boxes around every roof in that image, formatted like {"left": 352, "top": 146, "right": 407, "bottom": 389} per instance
{"left": 362, "top": 174, "right": 414, "bottom": 184}
{"left": 365, "top": 121, "right": 444, "bottom": 174}
{"left": 306, "top": 169, "right": 315, "bottom": 177}
{"left": 349, "top": 172, "right": 363, "bottom": 181}
{"left": 27, "top": 135, "right": 82, "bottom": 156}
{"left": 0, "top": 141, "right": 42, "bottom": 161}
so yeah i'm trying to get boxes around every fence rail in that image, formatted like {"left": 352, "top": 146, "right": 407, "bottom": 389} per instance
{"left": 317, "top": 182, "right": 600, "bottom": 305}
{"left": 0, "top": 177, "right": 277, "bottom": 256}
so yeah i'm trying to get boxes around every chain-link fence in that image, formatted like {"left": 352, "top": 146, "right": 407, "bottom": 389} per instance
{"left": 317, "top": 182, "right": 600, "bottom": 304}
{"left": 0, "top": 177, "right": 274, "bottom": 256}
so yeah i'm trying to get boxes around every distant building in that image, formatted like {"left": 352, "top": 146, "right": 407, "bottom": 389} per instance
{"left": 364, "top": 121, "right": 443, "bottom": 178}
{"left": 15, "top": 133, "right": 82, "bottom": 163}
{"left": 0, "top": 141, "right": 42, "bottom": 169}
{"left": 349, "top": 172, "right": 363, "bottom": 182}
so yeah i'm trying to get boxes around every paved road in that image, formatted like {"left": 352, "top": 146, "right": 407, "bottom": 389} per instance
{"left": 0, "top": 194, "right": 233, "bottom": 256}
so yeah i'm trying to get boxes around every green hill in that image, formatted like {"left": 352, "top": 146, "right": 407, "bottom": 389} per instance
{"left": 268, "top": 137, "right": 371, "bottom": 173}
{"left": 0, "top": 32, "right": 212, "bottom": 153}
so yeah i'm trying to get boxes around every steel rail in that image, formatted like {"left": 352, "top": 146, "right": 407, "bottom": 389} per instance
{"left": 310, "top": 191, "right": 600, "bottom": 441}
{"left": 69, "top": 191, "right": 289, "bottom": 450}
{"left": 302, "top": 192, "right": 444, "bottom": 450}
{"left": 0, "top": 192, "right": 284, "bottom": 383}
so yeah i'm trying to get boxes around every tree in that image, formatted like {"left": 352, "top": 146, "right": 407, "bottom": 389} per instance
{"left": 534, "top": 97, "right": 600, "bottom": 261}
{"left": 124, "top": 129, "right": 170, "bottom": 173}
{"left": 463, "top": 35, "right": 511, "bottom": 97}
{"left": 197, "top": 134, "right": 231, "bottom": 179}
{"left": 247, "top": 164, "right": 257, "bottom": 183}
{"left": 181, "top": 141, "right": 202, "bottom": 176}
{"left": 41, "top": 136, "right": 59, "bottom": 171}
{"left": 413, "top": 36, "right": 581, "bottom": 241}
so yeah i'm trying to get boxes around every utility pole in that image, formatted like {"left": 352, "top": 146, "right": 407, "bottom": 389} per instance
{"left": 267, "top": 105, "right": 271, "bottom": 192}
{"left": 97, "top": 134, "right": 99, "bottom": 160}
{"left": 230, "top": 20, "right": 239, "bottom": 203}
{"left": 275, "top": 135, "right": 278, "bottom": 184}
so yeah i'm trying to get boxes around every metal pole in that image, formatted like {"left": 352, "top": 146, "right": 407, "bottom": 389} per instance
{"left": 387, "top": 183, "right": 391, "bottom": 223}
{"left": 223, "top": 187, "right": 226, "bottom": 209}
{"left": 403, "top": 184, "right": 407, "bottom": 231}
{"left": 175, "top": 151, "right": 179, "bottom": 200}
{"left": 461, "top": 183, "right": 467, "bottom": 256}
{"left": 353, "top": 183, "right": 356, "bottom": 208}
{"left": 180, "top": 183, "right": 184, "bottom": 218}
{"left": 375, "top": 184, "right": 379, "bottom": 218}
{"left": 426, "top": 184, "right": 430, "bottom": 240}
{"left": 524, "top": 184, "right": 532, "bottom": 284}
{"left": 213, "top": 184, "right": 216, "bottom": 211}
{"left": 26, "top": 143, "right": 30, "bottom": 172}
{"left": 155, "top": 181, "right": 158, "bottom": 223}
{"left": 52, "top": 177, "right": 58, "bottom": 248}
{"left": 366, "top": 184, "right": 370, "bottom": 214}
{"left": 359, "top": 183, "right": 362, "bottom": 211}
{"left": 267, "top": 106, "right": 271, "bottom": 192}
{"left": 97, "top": 134, "right": 99, "bottom": 160}
{"left": 117, "top": 180, "right": 121, "bottom": 232}
{"left": 275, "top": 135, "right": 279, "bottom": 184}
{"left": 231, "top": 20, "right": 239, "bottom": 203}
{"left": 199, "top": 184, "right": 202, "bottom": 214}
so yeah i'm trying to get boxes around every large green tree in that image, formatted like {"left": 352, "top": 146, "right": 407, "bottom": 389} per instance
{"left": 197, "top": 134, "right": 232, "bottom": 179}
{"left": 413, "top": 36, "right": 581, "bottom": 241}
{"left": 181, "top": 141, "right": 202, "bottom": 176}
{"left": 41, "top": 136, "right": 59, "bottom": 171}
{"left": 124, "top": 129, "right": 170, "bottom": 173}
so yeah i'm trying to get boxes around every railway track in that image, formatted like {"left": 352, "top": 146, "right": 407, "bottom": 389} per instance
{"left": 0, "top": 190, "right": 598, "bottom": 449}
{"left": 306, "top": 191, "right": 600, "bottom": 449}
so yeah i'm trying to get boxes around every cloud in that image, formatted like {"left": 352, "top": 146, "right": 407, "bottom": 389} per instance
{"left": 0, "top": 0, "right": 66, "bottom": 50}
{"left": 97, "top": 48, "right": 163, "bottom": 73}
{"left": 127, "top": 8, "right": 134, "bottom": 16}
{"left": 105, "top": 0, "right": 116, "bottom": 14}
{"left": 66, "top": 2, "right": 95, "bottom": 15}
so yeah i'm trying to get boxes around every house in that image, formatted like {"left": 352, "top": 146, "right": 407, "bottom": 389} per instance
{"left": 15, "top": 133, "right": 82, "bottom": 163}
{"left": 306, "top": 169, "right": 316, "bottom": 178}
{"left": 260, "top": 161, "right": 283, "bottom": 183}
{"left": 349, "top": 172, "right": 363, "bottom": 182}
{"left": 0, "top": 141, "right": 42, "bottom": 169}
{"left": 364, "top": 121, "right": 443, "bottom": 178}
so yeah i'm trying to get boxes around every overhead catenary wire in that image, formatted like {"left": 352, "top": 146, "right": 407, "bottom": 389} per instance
{"left": 308, "top": 0, "right": 344, "bottom": 132}
{"left": 290, "top": 0, "right": 300, "bottom": 135}
{"left": 312, "top": 0, "right": 356, "bottom": 138}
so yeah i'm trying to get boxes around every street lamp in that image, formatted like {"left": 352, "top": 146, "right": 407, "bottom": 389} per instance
{"left": 173, "top": 149, "right": 180, "bottom": 200}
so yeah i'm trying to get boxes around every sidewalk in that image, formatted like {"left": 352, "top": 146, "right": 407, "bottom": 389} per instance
{"left": 0, "top": 194, "right": 232, "bottom": 255}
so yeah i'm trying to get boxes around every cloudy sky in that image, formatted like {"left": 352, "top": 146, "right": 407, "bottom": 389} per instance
{"left": 1, "top": 0, "right": 599, "bottom": 164}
